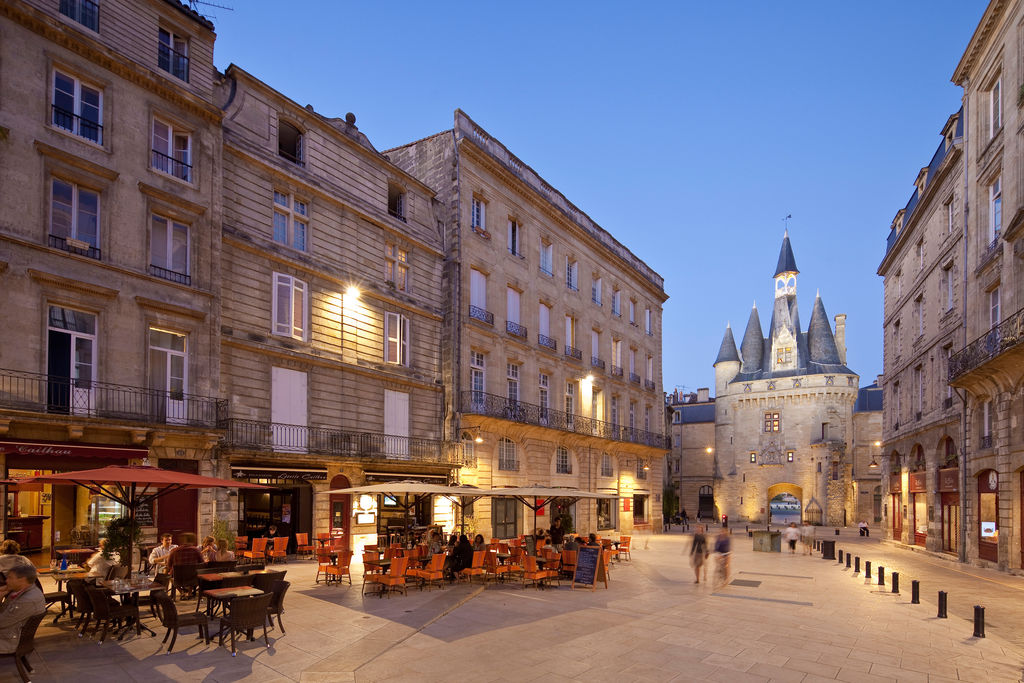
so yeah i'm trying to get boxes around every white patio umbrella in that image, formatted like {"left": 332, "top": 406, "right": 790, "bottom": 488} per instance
{"left": 320, "top": 480, "right": 493, "bottom": 535}
{"left": 492, "top": 485, "right": 625, "bottom": 535}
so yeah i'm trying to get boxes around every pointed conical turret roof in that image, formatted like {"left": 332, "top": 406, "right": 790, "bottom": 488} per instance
{"left": 714, "top": 323, "right": 740, "bottom": 365}
{"left": 807, "top": 294, "right": 842, "bottom": 364}
{"left": 774, "top": 229, "right": 799, "bottom": 277}
{"left": 740, "top": 303, "right": 764, "bottom": 373}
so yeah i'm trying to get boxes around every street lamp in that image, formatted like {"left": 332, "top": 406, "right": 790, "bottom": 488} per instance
{"left": 868, "top": 440, "right": 880, "bottom": 469}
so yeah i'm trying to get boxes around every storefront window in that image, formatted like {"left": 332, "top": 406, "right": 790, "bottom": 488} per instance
{"left": 913, "top": 495, "right": 927, "bottom": 537}
{"left": 597, "top": 498, "right": 615, "bottom": 530}
{"left": 632, "top": 494, "right": 647, "bottom": 524}
{"left": 980, "top": 492, "right": 998, "bottom": 541}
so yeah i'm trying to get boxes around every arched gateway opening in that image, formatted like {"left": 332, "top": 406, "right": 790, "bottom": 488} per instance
{"left": 767, "top": 483, "right": 803, "bottom": 526}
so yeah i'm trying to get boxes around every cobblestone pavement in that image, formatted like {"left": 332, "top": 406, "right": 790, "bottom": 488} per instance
{"left": 9, "top": 531, "right": 1024, "bottom": 682}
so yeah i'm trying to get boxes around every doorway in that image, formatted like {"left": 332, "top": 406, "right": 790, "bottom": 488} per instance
{"left": 328, "top": 474, "right": 351, "bottom": 550}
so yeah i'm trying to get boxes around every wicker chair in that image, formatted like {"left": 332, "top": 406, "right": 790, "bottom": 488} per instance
{"left": 66, "top": 578, "right": 94, "bottom": 636}
{"left": 86, "top": 586, "right": 140, "bottom": 643}
{"left": 251, "top": 570, "right": 286, "bottom": 594}
{"left": 200, "top": 574, "right": 253, "bottom": 616}
{"left": 170, "top": 563, "right": 200, "bottom": 601}
{"left": 217, "top": 592, "right": 274, "bottom": 656}
{"left": 36, "top": 578, "right": 71, "bottom": 624}
{"left": 265, "top": 579, "right": 290, "bottom": 633}
{"left": 152, "top": 588, "right": 209, "bottom": 652}
{"left": 0, "top": 612, "right": 45, "bottom": 682}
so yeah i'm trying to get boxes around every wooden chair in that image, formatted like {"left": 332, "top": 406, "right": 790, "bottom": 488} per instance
{"left": 152, "top": 589, "right": 210, "bottom": 652}
{"left": 331, "top": 551, "right": 353, "bottom": 585}
{"left": 234, "top": 536, "right": 248, "bottom": 552}
{"left": 560, "top": 550, "right": 578, "bottom": 579}
{"left": 409, "top": 553, "right": 445, "bottom": 590}
{"left": 616, "top": 536, "right": 631, "bottom": 561}
{"left": 243, "top": 537, "right": 269, "bottom": 564}
{"left": 495, "top": 550, "right": 523, "bottom": 583}
{"left": 315, "top": 551, "right": 333, "bottom": 583}
{"left": 458, "top": 551, "right": 487, "bottom": 584}
{"left": 0, "top": 611, "right": 45, "bottom": 682}
{"left": 522, "top": 556, "right": 553, "bottom": 589}
{"left": 368, "top": 557, "right": 409, "bottom": 598}
{"left": 86, "top": 586, "right": 140, "bottom": 643}
{"left": 295, "top": 533, "right": 315, "bottom": 558}
{"left": 265, "top": 579, "right": 290, "bottom": 633}
{"left": 315, "top": 532, "right": 331, "bottom": 548}
{"left": 217, "top": 592, "right": 274, "bottom": 656}
{"left": 267, "top": 537, "right": 289, "bottom": 564}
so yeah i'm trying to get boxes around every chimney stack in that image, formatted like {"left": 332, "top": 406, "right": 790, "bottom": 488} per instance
{"left": 834, "top": 314, "right": 847, "bottom": 364}
{"left": 697, "top": 387, "right": 710, "bottom": 403}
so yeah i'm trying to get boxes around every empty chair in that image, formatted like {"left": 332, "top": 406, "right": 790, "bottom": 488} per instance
{"left": 217, "top": 592, "right": 274, "bottom": 656}
{"left": 366, "top": 556, "right": 409, "bottom": 598}
{"left": 615, "top": 536, "right": 631, "bottom": 561}
{"left": 315, "top": 551, "right": 333, "bottom": 584}
{"left": 37, "top": 578, "right": 71, "bottom": 624}
{"left": 267, "top": 537, "right": 288, "bottom": 564}
{"left": 522, "top": 556, "right": 553, "bottom": 589}
{"left": 243, "top": 537, "right": 269, "bottom": 564}
{"left": 0, "top": 612, "right": 45, "bottom": 682}
{"left": 152, "top": 589, "right": 210, "bottom": 653}
{"left": 458, "top": 551, "right": 486, "bottom": 584}
{"left": 86, "top": 586, "right": 140, "bottom": 643}
{"left": 295, "top": 533, "right": 315, "bottom": 558}
{"left": 66, "top": 579, "right": 94, "bottom": 636}
{"left": 409, "top": 553, "right": 445, "bottom": 591}
{"left": 331, "top": 551, "right": 353, "bottom": 585}
{"left": 170, "top": 563, "right": 200, "bottom": 601}
{"left": 265, "top": 579, "right": 290, "bottom": 633}
{"left": 251, "top": 570, "right": 286, "bottom": 594}
{"left": 560, "top": 550, "right": 578, "bottom": 579}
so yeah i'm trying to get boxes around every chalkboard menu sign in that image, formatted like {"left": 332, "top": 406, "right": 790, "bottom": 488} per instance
{"left": 572, "top": 546, "right": 608, "bottom": 590}
{"left": 135, "top": 500, "right": 155, "bottom": 527}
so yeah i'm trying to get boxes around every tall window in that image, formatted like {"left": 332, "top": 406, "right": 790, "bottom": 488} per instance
{"left": 150, "top": 214, "right": 189, "bottom": 283}
{"left": 157, "top": 28, "right": 189, "bottom": 81}
{"left": 149, "top": 328, "right": 187, "bottom": 422}
{"left": 914, "top": 296, "right": 923, "bottom": 337}
{"left": 47, "top": 306, "right": 96, "bottom": 414}
{"left": 591, "top": 329, "right": 600, "bottom": 361}
{"left": 273, "top": 191, "right": 307, "bottom": 251}
{"left": 506, "top": 287, "right": 520, "bottom": 326}
{"left": 470, "top": 351, "right": 485, "bottom": 403}
{"left": 471, "top": 197, "right": 486, "bottom": 232}
{"left": 629, "top": 401, "right": 636, "bottom": 433}
{"left": 644, "top": 405, "right": 650, "bottom": 433}
{"left": 50, "top": 178, "right": 99, "bottom": 255}
{"left": 892, "top": 320, "right": 901, "bottom": 358}
{"left": 385, "top": 244, "right": 408, "bottom": 291}
{"left": 539, "top": 302, "right": 551, "bottom": 339}
{"left": 539, "top": 240, "right": 553, "bottom": 275}
{"left": 470, "top": 269, "right": 487, "bottom": 311}
{"left": 507, "top": 219, "right": 521, "bottom": 256}
{"left": 989, "top": 176, "right": 1002, "bottom": 243}
{"left": 278, "top": 121, "right": 303, "bottom": 164}
{"left": 565, "top": 257, "right": 578, "bottom": 290}
{"left": 612, "top": 339, "right": 622, "bottom": 368}
{"left": 983, "top": 400, "right": 993, "bottom": 440}
{"left": 893, "top": 380, "right": 901, "bottom": 424}
{"left": 592, "top": 277, "right": 602, "bottom": 305}
{"left": 990, "top": 77, "right": 1002, "bottom": 136}
{"left": 990, "top": 287, "right": 1000, "bottom": 326}
{"left": 384, "top": 312, "right": 410, "bottom": 366}
{"left": 52, "top": 71, "right": 102, "bottom": 144}
{"left": 645, "top": 307, "right": 652, "bottom": 334}
{"left": 272, "top": 273, "right": 307, "bottom": 340}
{"left": 498, "top": 437, "right": 518, "bottom": 471}
{"left": 556, "top": 446, "right": 572, "bottom": 474}
{"left": 507, "top": 363, "right": 519, "bottom": 402}
{"left": 913, "top": 365, "right": 923, "bottom": 415}
{"left": 944, "top": 346, "right": 954, "bottom": 402}
{"left": 152, "top": 119, "right": 192, "bottom": 182}
{"left": 538, "top": 373, "right": 549, "bottom": 420}
{"left": 60, "top": 0, "right": 99, "bottom": 31}
{"left": 611, "top": 289, "right": 621, "bottom": 316}
{"left": 387, "top": 184, "right": 405, "bottom": 220}
{"left": 628, "top": 299, "right": 636, "bottom": 324}
{"left": 646, "top": 355, "right": 653, "bottom": 382}
{"left": 565, "top": 382, "right": 576, "bottom": 428}
{"left": 636, "top": 460, "right": 647, "bottom": 480}
{"left": 601, "top": 453, "right": 613, "bottom": 477}
{"left": 942, "top": 264, "right": 954, "bottom": 311}
{"left": 764, "top": 412, "right": 780, "bottom": 432}
{"left": 610, "top": 396, "right": 619, "bottom": 427}
{"left": 628, "top": 348, "right": 636, "bottom": 375}
{"left": 564, "top": 315, "right": 576, "bottom": 350}
{"left": 946, "top": 196, "right": 955, "bottom": 234}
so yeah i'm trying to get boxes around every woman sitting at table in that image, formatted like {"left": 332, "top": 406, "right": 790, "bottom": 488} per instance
{"left": 211, "top": 539, "right": 235, "bottom": 562}
{"left": 426, "top": 531, "right": 443, "bottom": 556}
{"left": 199, "top": 535, "right": 218, "bottom": 563}
{"left": 472, "top": 534, "right": 486, "bottom": 552}
{"left": 85, "top": 539, "right": 113, "bottom": 578}
{"left": 445, "top": 534, "right": 473, "bottom": 581}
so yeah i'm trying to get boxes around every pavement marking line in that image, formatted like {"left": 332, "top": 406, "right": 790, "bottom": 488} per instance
{"left": 710, "top": 593, "right": 813, "bottom": 606}
{"left": 351, "top": 585, "right": 485, "bottom": 675}
{"left": 739, "top": 571, "right": 814, "bottom": 580}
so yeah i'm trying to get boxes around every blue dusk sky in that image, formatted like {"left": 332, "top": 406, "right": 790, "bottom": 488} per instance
{"left": 206, "top": 1, "right": 987, "bottom": 395}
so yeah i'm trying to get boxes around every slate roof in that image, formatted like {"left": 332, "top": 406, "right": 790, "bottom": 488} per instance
{"left": 679, "top": 403, "right": 716, "bottom": 423}
{"left": 739, "top": 304, "right": 764, "bottom": 373}
{"left": 854, "top": 383, "right": 883, "bottom": 412}
{"left": 774, "top": 229, "right": 799, "bottom": 277}
{"left": 714, "top": 324, "right": 740, "bottom": 365}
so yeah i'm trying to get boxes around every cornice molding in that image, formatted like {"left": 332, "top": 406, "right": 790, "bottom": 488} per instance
{"left": 34, "top": 140, "right": 119, "bottom": 180}
{"left": 134, "top": 296, "right": 207, "bottom": 321}
{"left": 28, "top": 268, "right": 118, "bottom": 298}
{"left": 137, "top": 182, "right": 208, "bottom": 215}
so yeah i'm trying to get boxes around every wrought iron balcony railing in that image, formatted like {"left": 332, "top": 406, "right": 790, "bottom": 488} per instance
{"left": 949, "top": 305, "right": 1024, "bottom": 381}
{"left": 223, "top": 418, "right": 469, "bottom": 465}
{"left": 158, "top": 42, "right": 190, "bottom": 81}
{"left": 537, "top": 334, "right": 557, "bottom": 351}
{"left": 149, "top": 264, "right": 191, "bottom": 285}
{"left": 52, "top": 105, "right": 102, "bottom": 144}
{"left": 468, "top": 305, "right": 494, "bottom": 325}
{"left": 564, "top": 346, "right": 582, "bottom": 361}
{"left": 611, "top": 365, "right": 624, "bottom": 378}
{"left": 0, "top": 368, "right": 225, "bottom": 428}
{"left": 151, "top": 149, "right": 192, "bottom": 182}
{"left": 645, "top": 379, "right": 656, "bottom": 391}
{"left": 506, "top": 321, "right": 527, "bottom": 338}
{"left": 50, "top": 234, "right": 100, "bottom": 260}
{"left": 460, "top": 391, "right": 669, "bottom": 448}
{"left": 591, "top": 357, "right": 606, "bottom": 370}
{"left": 630, "top": 372, "right": 641, "bottom": 384}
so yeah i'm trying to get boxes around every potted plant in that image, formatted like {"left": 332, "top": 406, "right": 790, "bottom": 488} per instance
{"left": 103, "top": 516, "right": 143, "bottom": 567}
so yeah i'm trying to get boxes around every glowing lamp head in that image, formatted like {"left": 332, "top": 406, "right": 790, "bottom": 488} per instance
{"left": 346, "top": 286, "right": 360, "bottom": 299}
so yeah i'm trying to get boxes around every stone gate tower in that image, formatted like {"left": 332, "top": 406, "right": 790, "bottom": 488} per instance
{"left": 713, "top": 233, "right": 859, "bottom": 526}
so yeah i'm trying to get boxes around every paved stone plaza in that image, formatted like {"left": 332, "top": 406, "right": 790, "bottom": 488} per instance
{"left": 12, "top": 530, "right": 1024, "bottom": 682}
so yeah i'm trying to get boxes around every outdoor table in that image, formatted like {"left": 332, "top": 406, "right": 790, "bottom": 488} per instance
{"left": 495, "top": 553, "right": 512, "bottom": 564}
{"left": 97, "top": 579, "right": 160, "bottom": 637}
{"left": 202, "top": 585, "right": 264, "bottom": 617}
{"left": 56, "top": 548, "right": 95, "bottom": 567}
{"left": 42, "top": 569, "right": 88, "bottom": 592}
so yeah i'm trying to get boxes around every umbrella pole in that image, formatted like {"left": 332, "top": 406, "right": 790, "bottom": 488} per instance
{"left": 128, "top": 483, "right": 137, "bottom": 569}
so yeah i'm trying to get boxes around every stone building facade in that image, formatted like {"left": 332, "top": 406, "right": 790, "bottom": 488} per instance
{"left": 665, "top": 388, "right": 716, "bottom": 521}
{"left": 0, "top": 0, "right": 224, "bottom": 548}
{"left": 878, "top": 108, "right": 965, "bottom": 557}
{"left": 713, "top": 234, "right": 868, "bottom": 527}
{"left": 388, "top": 111, "right": 669, "bottom": 538}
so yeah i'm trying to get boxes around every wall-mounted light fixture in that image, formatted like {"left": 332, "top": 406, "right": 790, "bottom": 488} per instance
{"left": 462, "top": 426, "right": 484, "bottom": 444}
{"left": 868, "top": 440, "right": 881, "bottom": 469}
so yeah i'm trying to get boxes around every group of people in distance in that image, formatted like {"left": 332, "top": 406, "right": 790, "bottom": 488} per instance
{"left": 147, "top": 532, "right": 235, "bottom": 573}
{"left": 688, "top": 525, "right": 731, "bottom": 587}
{"left": 782, "top": 521, "right": 817, "bottom": 555}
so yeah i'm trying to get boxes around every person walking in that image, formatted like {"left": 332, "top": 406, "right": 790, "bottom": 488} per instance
{"left": 689, "top": 524, "right": 709, "bottom": 584}
{"left": 858, "top": 520, "right": 869, "bottom": 537}
{"left": 713, "top": 528, "right": 731, "bottom": 589}
{"left": 800, "top": 520, "right": 815, "bottom": 555}
{"left": 782, "top": 522, "right": 800, "bottom": 554}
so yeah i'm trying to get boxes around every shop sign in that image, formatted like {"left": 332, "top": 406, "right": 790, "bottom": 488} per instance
{"left": 937, "top": 468, "right": 959, "bottom": 492}
{"left": 978, "top": 469, "right": 999, "bottom": 493}
{"left": 231, "top": 468, "right": 326, "bottom": 481}
{"left": 0, "top": 440, "right": 147, "bottom": 460}
{"left": 889, "top": 473, "right": 902, "bottom": 492}
{"left": 908, "top": 472, "right": 927, "bottom": 493}
{"left": 981, "top": 521, "right": 997, "bottom": 538}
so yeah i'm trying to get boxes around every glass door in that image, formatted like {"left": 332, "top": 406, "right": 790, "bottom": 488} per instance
{"left": 149, "top": 328, "right": 187, "bottom": 424}
{"left": 47, "top": 306, "right": 96, "bottom": 415}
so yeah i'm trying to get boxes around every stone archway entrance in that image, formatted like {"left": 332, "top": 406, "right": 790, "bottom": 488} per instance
{"left": 767, "top": 483, "right": 803, "bottom": 526}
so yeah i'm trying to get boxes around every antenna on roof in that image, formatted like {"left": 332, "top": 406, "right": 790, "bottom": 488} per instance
{"left": 188, "top": 0, "right": 234, "bottom": 18}
{"left": 782, "top": 214, "right": 792, "bottom": 233}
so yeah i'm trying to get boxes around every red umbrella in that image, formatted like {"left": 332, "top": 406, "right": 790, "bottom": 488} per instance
{"left": 21, "top": 465, "right": 268, "bottom": 559}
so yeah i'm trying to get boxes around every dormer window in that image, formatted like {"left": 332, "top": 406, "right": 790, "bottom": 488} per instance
{"left": 387, "top": 183, "right": 405, "bottom": 221}
{"left": 278, "top": 121, "right": 303, "bottom": 165}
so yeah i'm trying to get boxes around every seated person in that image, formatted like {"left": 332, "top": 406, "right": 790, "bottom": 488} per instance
{"left": 165, "top": 533, "right": 203, "bottom": 573}
{"left": 563, "top": 535, "right": 580, "bottom": 551}
{"left": 199, "top": 535, "right": 218, "bottom": 563}
{"left": 211, "top": 538, "right": 235, "bottom": 562}
{"left": 426, "top": 531, "right": 443, "bottom": 556}
{"left": 0, "top": 540, "right": 33, "bottom": 575}
{"left": 147, "top": 533, "right": 177, "bottom": 571}
{"left": 472, "top": 534, "right": 486, "bottom": 552}
{"left": 584, "top": 533, "right": 600, "bottom": 547}
{"left": 0, "top": 564, "right": 44, "bottom": 654}
{"left": 85, "top": 539, "right": 113, "bottom": 578}
{"left": 446, "top": 534, "right": 474, "bottom": 580}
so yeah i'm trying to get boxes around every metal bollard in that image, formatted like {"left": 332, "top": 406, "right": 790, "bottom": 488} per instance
{"left": 846, "top": 553, "right": 851, "bottom": 569}
{"left": 838, "top": 549, "right": 843, "bottom": 563}
{"left": 891, "top": 572, "right": 899, "bottom": 594}
{"left": 938, "top": 591, "right": 948, "bottom": 618}
{"left": 877, "top": 566, "right": 885, "bottom": 586}
{"left": 854, "top": 556, "right": 860, "bottom": 574}
{"left": 864, "top": 560, "right": 871, "bottom": 581}
{"left": 911, "top": 580, "right": 920, "bottom": 604}
{"left": 973, "top": 606, "right": 985, "bottom": 638}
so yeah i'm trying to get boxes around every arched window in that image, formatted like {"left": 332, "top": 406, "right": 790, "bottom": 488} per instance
{"left": 600, "top": 453, "right": 613, "bottom": 477}
{"left": 555, "top": 446, "right": 572, "bottom": 474}
{"left": 910, "top": 445, "right": 926, "bottom": 471}
{"left": 943, "top": 438, "right": 958, "bottom": 466}
{"left": 498, "top": 438, "right": 518, "bottom": 471}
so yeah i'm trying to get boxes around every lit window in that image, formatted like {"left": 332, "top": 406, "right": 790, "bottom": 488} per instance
{"left": 787, "top": 451, "right": 794, "bottom": 462}
{"left": 273, "top": 191, "right": 308, "bottom": 251}
{"left": 272, "top": 272, "right": 307, "bottom": 340}
{"left": 52, "top": 70, "right": 102, "bottom": 144}
{"left": 750, "top": 452, "right": 757, "bottom": 463}
{"left": 385, "top": 244, "right": 408, "bottom": 291}
{"left": 498, "top": 437, "right": 518, "bottom": 471}
{"left": 384, "top": 312, "right": 410, "bottom": 366}
{"left": 764, "top": 412, "right": 780, "bottom": 432}
{"left": 157, "top": 28, "right": 189, "bottom": 81}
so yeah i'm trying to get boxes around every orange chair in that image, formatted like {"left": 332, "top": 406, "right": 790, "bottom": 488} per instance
{"left": 489, "top": 538, "right": 500, "bottom": 544}
{"left": 243, "top": 537, "right": 268, "bottom": 563}
{"left": 315, "top": 551, "right": 333, "bottom": 583}
{"left": 616, "top": 536, "right": 631, "bottom": 561}
{"left": 267, "top": 536, "right": 288, "bottom": 564}
{"left": 459, "top": 550, "right": 487, "bottom": 583}
{"left": 499, "top": 542, "right": 510, "bottom": 554}
{"left": 331, "top": 551, "right": 353, "bottom": 585}
{"left": 366, "top": 556, "right": 409, "bottom": 597}
{"left": 560, "top": 550, "right": 578, "bottom": 579}
{"left": 495, "top": 550, "right": 523, "bottom": 583}
{"left": 295, "top": 533, "right": 315, "bottom": 558}
{"left": 410, "top": 553, "right": 445, "bottom": 590}
{"left": 234, "top": 536, "right": 249, "bottom": 552}
{"left": 602, "top": 549, "right": 614, "bottom": 579}
{"left": 522, "top": 556, "right": 554, "bottom": 589}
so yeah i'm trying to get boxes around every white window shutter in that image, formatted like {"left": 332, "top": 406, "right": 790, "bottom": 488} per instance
{"left": 385, "top": 312, "right": 399, "bottom": 362}
{"left": 273, "top": 274, "right": 290, "bottom": 335}
{"left": 401, "top": 315, "right": 410, "bottom": 366}
{"left": 293, "top": 278, "right": 306, "bottom": 339}
{"left": 538, "top": 304, "right": 549, "bottom": 336}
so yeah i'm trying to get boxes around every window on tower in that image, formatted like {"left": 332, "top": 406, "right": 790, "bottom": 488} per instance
{"left": 775, "top": 347, "right": 792, "bottom": 365}
{"left": 764, "top": 412, "right": 780, "bottom": 432}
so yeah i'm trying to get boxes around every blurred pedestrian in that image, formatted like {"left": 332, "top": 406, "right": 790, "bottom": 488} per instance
{"left": 713, "top": 528, "right": 731, "bottom": 589}
{"left": 782, "top": 523, "right": 800, "bottom": 554}
{"left": 800, "top": 520, "right": 815, "bottom": 555}
{"left": 689, "top": 524, "right": 709, "bottom": 583}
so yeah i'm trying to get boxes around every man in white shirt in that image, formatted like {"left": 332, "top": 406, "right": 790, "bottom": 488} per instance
{"left": 147, "top": 533, "right": 177, "bottom": 571}
{"left": 782, "top": 523, "right": 801, "bottom": 554}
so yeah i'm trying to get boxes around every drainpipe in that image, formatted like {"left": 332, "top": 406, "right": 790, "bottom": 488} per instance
{"left": 957, "top": 84, "right": 970, "bottom": 565}
{"left": 450, "top": 127, "right": 463, "bottom": 449}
